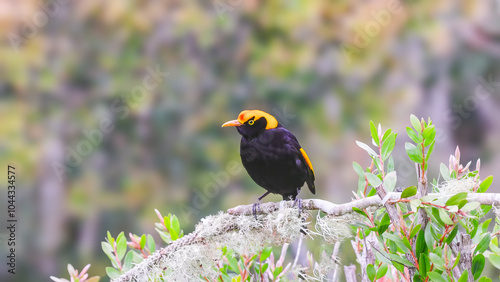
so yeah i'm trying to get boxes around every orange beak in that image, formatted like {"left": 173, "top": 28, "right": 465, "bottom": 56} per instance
{"left": 221, "top": 119, "right": 242, "bottom": 127}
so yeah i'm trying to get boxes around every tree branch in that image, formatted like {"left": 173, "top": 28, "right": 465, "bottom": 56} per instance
{"left": 228, "top": 193, "right": 500, "bottom": 216}
{"left": 344, "top": 265, "right": 358, "bottom": 282}
{"left": 114, "top": 192, "right": 500, "bottom": 281}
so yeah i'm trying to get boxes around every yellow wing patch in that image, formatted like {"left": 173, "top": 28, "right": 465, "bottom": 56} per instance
{"left": 300, "top": 148, "right": 314, "bottom": 176}
{"left": 237, "top": 110, "right": 278, "bottom": 129}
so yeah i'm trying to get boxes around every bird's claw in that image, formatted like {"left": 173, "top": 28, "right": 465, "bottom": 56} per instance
{"left": 252, "top": 202, "right": 260, "bottom": 220}
{"left": 292, "top": 197, "right": 302, "bottom": 217}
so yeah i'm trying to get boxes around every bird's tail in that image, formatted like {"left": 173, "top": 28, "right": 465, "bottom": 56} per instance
{"left": 306, "top": 177, "right": 315, "bottom": 194}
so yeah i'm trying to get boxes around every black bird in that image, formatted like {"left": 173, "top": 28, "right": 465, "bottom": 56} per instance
{"left": 222, "top": 110, "right": 315, "bottom": 202}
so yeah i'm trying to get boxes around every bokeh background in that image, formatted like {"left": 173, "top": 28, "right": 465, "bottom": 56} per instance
{"left": 1, "top": 0, "right": 500, "bottom": 281}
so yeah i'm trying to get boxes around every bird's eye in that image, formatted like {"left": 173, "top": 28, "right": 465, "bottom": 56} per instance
{"left": 248, "top": 120, "right": 254, "bottom": 125}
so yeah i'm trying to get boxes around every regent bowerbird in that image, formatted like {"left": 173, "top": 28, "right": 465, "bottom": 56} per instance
{"left": 222, "top": 110, "right": 315, "bottom": 214}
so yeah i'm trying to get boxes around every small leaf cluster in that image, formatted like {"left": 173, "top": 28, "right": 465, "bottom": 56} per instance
{"left": 351, "top": 116, "right": 496, "bottom": 281}
{"left": 101, "top": 209, "right": 183, "bottom": 279}
{"left": 214, "top": 246, "right": 290, "bottom": 282}
{"left": 50, "top": 264, "right": 99, "bottom": 282}
{"left": 154, "top": 208, "right": 184, "bottom": 243}
{"left": 353, "top": 120, "right": 398, "bottom": 196}
{"left": 405, "top": 115, "right": 435, "bottom": 171}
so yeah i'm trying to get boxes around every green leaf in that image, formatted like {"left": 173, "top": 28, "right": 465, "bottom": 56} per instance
{"left": 164, "top": 215, "right": 170, "bottom": 229}
{"left": 273, "top": 266, "right": 283, "bottom": 279}
{"left": 387, "top": 237, "right": 397, "bottom": 252}
{"left": 169, "top": 227, "right": 179, "bottom": 241}
{"left": 382, "top": 129, "right": 392, "bottom": 142}
{"left": 123, "top": 251, "right": 135, "bottom": 271}
{"left": 370, "top": 121, "right": 379, "bottom": 146}
{"left": 226, "top": 254, "right": 239, "bottom": 273}
{"left": 429, "top": 253, "right": 446, "bottom": 271}
{"left": 107, "top": 231, "right": 114, "bottom": 245}
{"left": 171, "top": 215, "right": 180, "bottom": 234}
{"left": 116, "top": 232, "right": 127, "bottom": 261}
{"left": 478, "top": 176, "right": 493, "bottom": 193}
{"left": 356, "top": 141, "right": 378, "bottom": 157}
{"left": 416, "top": 228, "right": 427, "bottom": 258}
{"left": 102, "top": 242, "right": 117, "bottom": 266}
{"left": 381, "top": 133, "right": 397, "bottom": 161}
{"left": 388, "top": 253, "right": 414, "bottom": 267}
{"left": 352, "top": 207, "right": 369, "bottom": 218}
{"left": 367, "top": 187, "right": 377, "bottom": 197}
{"left": 458, "top": 199, "right": 468, "bottom": 209}
{"left": 410, "top": 199, "right": 421, "bottom": 212}
{"left": 440, "top": 163, "right": 451, "bottom": 181}
{"left": 261, "top": 263, "right": 269, "bottom": 274}
{"left": 410, "top": 114, "right": 422, "bottom": 132}
{"left": 357, "top": 177, "right": 365, "bottom": 194}
{"left": 140, "top": 234, "right": 146, "bottom": 250}
{"left": 474, "top": 234, "right": 491, "bottom": 255}
{"left": 458, "top": 270, "right": 469, "bottom": 282}
{"left": 477, "top": 277, "right": 492, "bottom": 282}
{"left": 419, "top": 253, "right": 430, "bottom": 278}
{"left": 102, "top": 241, "right": 113, "bottom": 257}
{"left": 403, "top": 236, "right": 412, "bottom": 250}
{"left": 365, "top": 172, "right": 382, "bottom": 187}
{"left": 147, "top": 234, "right": 156, "bottom": 252}
{"left": 481, "top": 218, "right": 492, "bottom": 234}
{"left": 424, "top": 223, "right": 434, "bottom": 250}
{"left": 260, "top": 247, "right": 272, "bottom": 262}
{"left": 481, "top": 205, "right": 492, "bottom": 216}
{"left": 452, "top": 252, "right": 461, "bottom": 270}
{"left": 438, "top": 208, "right": 453, "bottom": 225}
{"left": 472, "top": 254, "right": 485, "bottom": 280}
{"left": 352, "top": 162, "right": 365, "bottom": 177}
{"left": 116, "top": 231, "right": 125, "bottom": 244}
{"left": 489, "top": 253, "right": 500, "bottom": 269}
{"left": 413, "top": 274, "right": 423, "bottom": 282}
{"left": 132, "top": 250, "right": 144, "bottom": 264}
{"left": 406, "top": 127, "right": 420, "bottom": 143}
{"left": 426, "top": 140, "right": 435, "bottom": 161}
{"left": 220, "top": 272, "right": 231, "bottom": 282}
{"left": 461, "top": 202, "right": 480, "bottom": 212}
{"left": 156, "top": 228, "right": 172, "bottom": 243}
{"left": 469, "top": 218, "right": 480, "bottom": 238}
{"left": 376, "top": 264, "right": 388, "bottom": 279}
{"left": 445, "top": 225, "right": 459, "bottom": 245}
{"left": 384, "top": 233, "right": 409, "bottom": 252}
{"left": 430, "top": 207, "right": 445, "bottom": 227}
{"left": 410, "top": 224, "right": 421, "bottom": 239}
{"left": 392, "top": 260, "right": 405, "bottom": 274}
{"left": 106, "top": 267, "right": 121, "bottom": 279}
{"left": 366, "top": 264, "right": 376, "bottom": 282}
{"left": 405, "top": 142, "right": 423, "bottom": 163}
{"left": 446, "top": 192, "right": 468, "bottom": 206}
{"left": 383, "top": 171, "right": 397, "bottom": 192}
{"left": 427, "top": 271, "right": 446, "bottom": 282}
{"left": 377, "top": 213, "right": 391, "bottom": 234}
{"left": 387, "top": 156, "right": 395, "bottom": 172}
{"left": 423, "top": 125, "right": 436, "bottom": 146}
{"left": 401, "top": 186, "right": 417, "bottom": 198}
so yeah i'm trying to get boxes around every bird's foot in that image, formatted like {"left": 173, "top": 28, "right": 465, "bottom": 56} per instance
{"left": 294, "top": 199, "right": 308, "bottom": 234}
{"left": 258, "top": 191, "right": 271, "bottom": 201}
{"left": 292, "top": 197, "right": 302, "bottom": 218}
{"left": 292, "top": 187, "right": 302, "bottom": 217}
{"left": 252, "top": 202, "right": 260, "bottom": 220}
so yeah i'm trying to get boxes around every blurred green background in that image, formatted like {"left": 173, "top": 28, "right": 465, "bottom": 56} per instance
{"left": 1, "top": 0, "right": 500, "bottom": 281}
